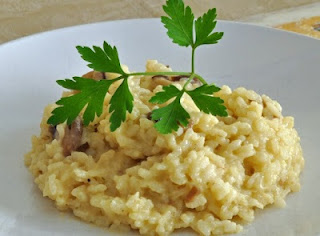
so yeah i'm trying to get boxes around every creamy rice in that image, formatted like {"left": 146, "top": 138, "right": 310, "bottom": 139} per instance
{"left": 25, "top": 60, "right": 304, "bottom": 235}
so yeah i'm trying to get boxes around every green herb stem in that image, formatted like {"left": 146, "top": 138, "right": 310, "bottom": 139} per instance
{"left": 191, "top": 47, "right": 195, "bottom": 74}
{"left": 195, "top": 74, "right": 207, "bottom": 85}
{"left": 183, "top": 73, "right": 196, "bottom": 90}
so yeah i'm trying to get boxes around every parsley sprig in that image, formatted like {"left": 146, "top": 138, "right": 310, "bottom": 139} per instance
{"left": 48, "top": 0, "right": 228, "bottom": 134}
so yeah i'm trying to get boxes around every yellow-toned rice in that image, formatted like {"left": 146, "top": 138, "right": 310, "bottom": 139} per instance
{"left": 25, "top": 60, "right": 304, "bottom": 235}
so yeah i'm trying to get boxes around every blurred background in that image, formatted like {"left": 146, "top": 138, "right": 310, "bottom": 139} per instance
{"left": 0, "top": 0, "right": 319, "bottom": 44}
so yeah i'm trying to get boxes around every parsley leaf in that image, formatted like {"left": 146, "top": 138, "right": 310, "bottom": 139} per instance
{"left": 48, "top": 77, "right": 113, "bottom": 126}
{"left": 161, "top": 0, "right": 194, "bottom": 47}
{"left": 151, "top": 92, "right": 190, "bottom": 134}
{"left": 76, "top": 41, "right": 125, "bottom": 75}
{"left": 109, "top": 78, "right": 134, "bottom": 131}
{"left": 186, "top": 84, "right": 228, "bottom": 116}
{"left": 149, "top": 85, "right": 181, "bottom": 104}
{"left": 194, "top": 8, "right": 224, "bottom": 48}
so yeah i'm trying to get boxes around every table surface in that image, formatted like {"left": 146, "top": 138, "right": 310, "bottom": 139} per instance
{"left": 1, "top": 0, "right": 226, "bottom": 44}
{"left": 1, "top": 0, "right": 320, "bottom": 44}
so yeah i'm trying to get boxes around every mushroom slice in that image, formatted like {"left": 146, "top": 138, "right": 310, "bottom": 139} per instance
{"left": 62, "top": 117, "right": 83, "bottom": 156}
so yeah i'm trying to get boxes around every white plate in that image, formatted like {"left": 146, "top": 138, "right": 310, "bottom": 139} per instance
{"left": 0, "top": 19, "right": 319, "bottom": 236}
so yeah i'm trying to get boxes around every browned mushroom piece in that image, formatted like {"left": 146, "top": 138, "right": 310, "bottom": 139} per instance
{"left": 76, "top": 142, "right": 90, "bottom": 152}
{"left": 152, "top": 74, "right": 200, "bottom": 87}
{"left": 62, "top": 117, "right": 83, "bottom": 156}
{"left": 82, "top": 71, "right": 94, "bottom": 79}
{"left": 151, "top": 75, "right": 172, "bottom": 87}
{"left": 171, "top": 75, "right": 189, "bottom": 81}
{"left": 82, "top": 71, "right": 107, "bottom": 80}
{"left": 146, "top": 112, "right": 152, "bottom": 120}
{"left": 48, "top": 125, "right": 58, "bottom": 140}
{"left": 185, "top": 186, "right": 200, "bottom": 203}
{"left": 92, "top": 71, "right": 106, "bottom": 80}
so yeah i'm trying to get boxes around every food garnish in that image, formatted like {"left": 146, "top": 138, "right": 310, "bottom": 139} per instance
{"left": 47, "top": 0, "right": 227, "bottom": 134}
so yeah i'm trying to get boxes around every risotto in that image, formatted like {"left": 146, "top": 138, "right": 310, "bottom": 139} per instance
{"left": 25, "top": 60, "right": 304, "bottom": 235}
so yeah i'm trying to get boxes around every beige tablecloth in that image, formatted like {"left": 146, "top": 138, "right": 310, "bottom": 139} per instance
{"left": 0, "top": 0, "right": 318, "bottom": 44}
